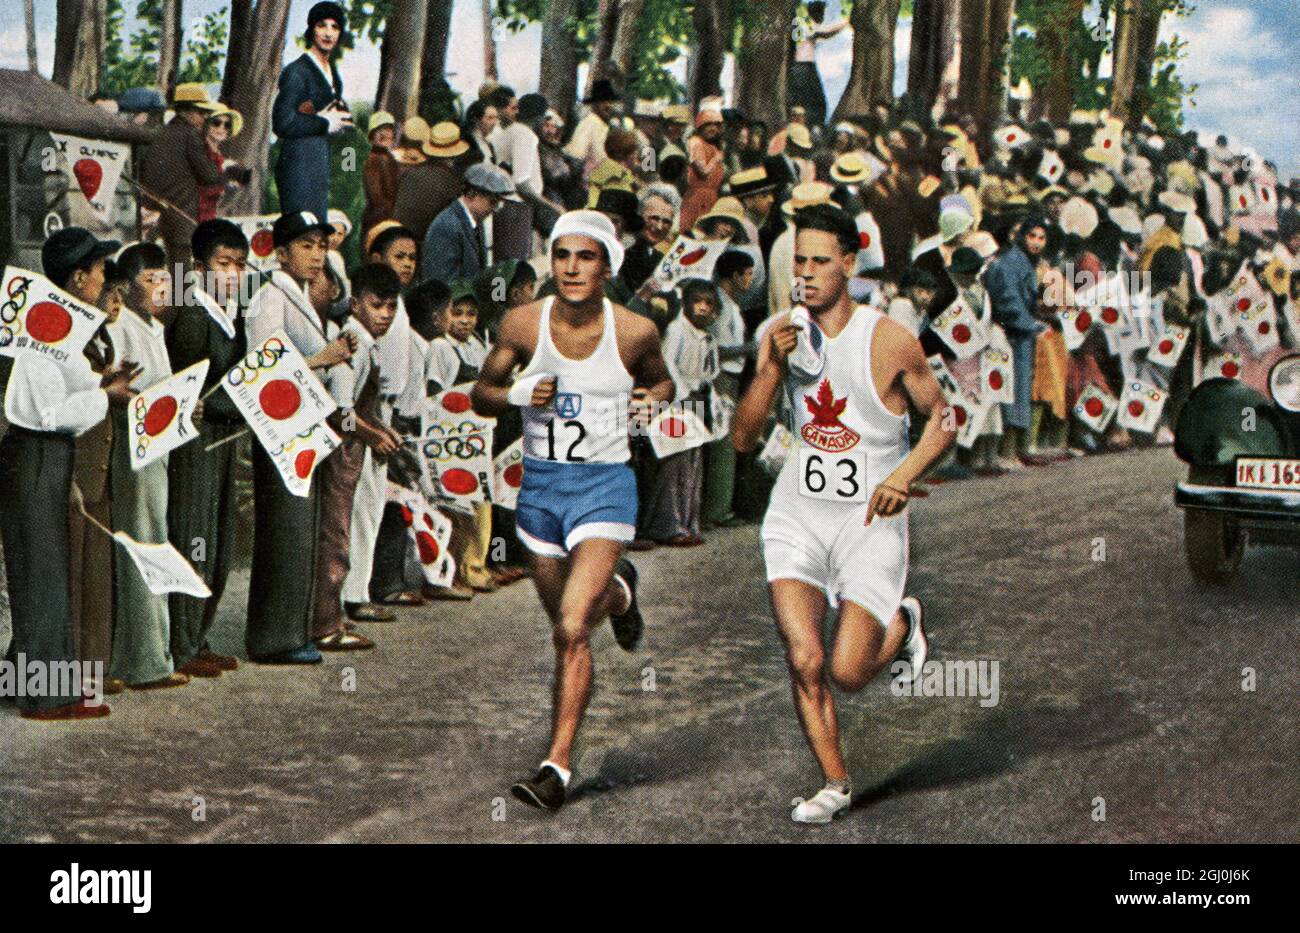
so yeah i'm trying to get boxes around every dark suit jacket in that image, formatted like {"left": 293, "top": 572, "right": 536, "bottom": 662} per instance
{"left": 421, "top": 200, "right": 486, "bottom": 286}
{"left": 393, "top": 160, "right": 462, "bottom": 242}
{"left": 272, "top": 53, "right": 342, "bottom": 220}
{"left": 141, "top": 116, "right": 222, "bottom": 218}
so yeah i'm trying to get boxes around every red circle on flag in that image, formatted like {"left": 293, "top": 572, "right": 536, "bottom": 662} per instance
{"left": 422, "top": 512, "right": 434, "bottom": 530}
{"left": 1240, "top": 195, "right": 1248, "bottom": 209}
{"left": 294, "top": 449, "right": 316, "bottom": 478}
{"left": 73, "top": 158, "right": 103, "bottom": 200}
{"left": 1076, "top": 311, "right": 1093, "bottom": 332}
{"left": 1084, "top": 397, "right": 1104, "bottom": 417}
{"left": 680, "top": 247, "right": 707, "bottom": 265}
{"left": 1101, "top": 307, "right": 1119, "bottom": 324}
{"left": 660, "top": 416, "right": 687, "bottom": 438}
{"left": 858, "top": 231, "right": 872, "bottom": 249}
{"left": 953, "top": 405, "right": 968, "bottom": 427}
{"left": 416, "top": 531, "right": 439, "bottom": 564}
{"left": 1236, "top": 297, "right": 1251, "bottom": 313}
{"left": 251, "top": 229, "right": 274, "bottom": 257}
{"left": 503, "top": 463, "right": 524, "bottom": 487}
{"left": 142, "top": 396, "right": 178, "bottom": 436}
{"left": 1007, "top": 133, "right": 1017, "bottom": 143}
{"left": 952, "top": 323, "right": 971, "bottom": 343}
{"left": 988, "top": 370, "right": 1003, "bottom": 391}
{"left": 1259, "top": 321, "right": 1270, "bottom": 335}
{"left": 1222, "top": 361, "right": 1239, "bottom": 378}
{"left": 259, "top": 379, "right": 302, "bottom": 420}
{"left": 441, "top": 391, "right": 472, "bottom": 413}
{"left": 399, "top": 505, "right": 414, "bottom": 525}
{"left": 441, "top": 468, "right": 478, "bottom": 495}
{"left": 25, "top": 301, "right": 73, "bottom": 344}
{"left": 1157, "top": 338, "right": 1174, "bottom": 354}
{"left": 1103, "top": 139, "right": 1112, "bottom": 149}
{"left": 1128, "top": 400, "right": 1145, "bottom": 417}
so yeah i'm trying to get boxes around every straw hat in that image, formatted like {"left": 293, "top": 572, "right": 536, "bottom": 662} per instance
{"left": 172, "top": 82, "right": 220, "bottom": 111}
{"left": 1058, "top": 197, "right": 1099, "bottom": 239}
{"left": 663, "top": 104, "right": 691, "bottom": 125}
{"left": 208, "top": 104, "right": 243, "bottom": 137}
{"left": 786, "top": 123, "right": 813, "bottom": 151}
{"left": 367, "top": 111, "right": 396, "bottom": 135}
{"left": 1157, "top": 190, "right": 1196, "bottom": 215}
{"left": 402, "top": 116, "right": 431, "bottom": 144}
{"left": 830, "top": 153, "right": 872, "bottom": 184}
{"left": 422, "top": 121, "right": 470, "bottom": 158}
{"left": 782, "top": 181, "right": 834, "bottom": 217}
{"left": 696, "top": 197, "right": 749, "bottom": 240}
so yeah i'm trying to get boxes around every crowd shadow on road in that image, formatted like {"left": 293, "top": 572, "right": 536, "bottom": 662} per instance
{"left": 851, "top": 687, "right": 1150, "bottom": 811}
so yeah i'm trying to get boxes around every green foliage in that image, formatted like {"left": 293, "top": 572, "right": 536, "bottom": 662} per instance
{"left": 102, "top": 0, "right": 228, "bottom": 94}
{"left": 1148, "top": 34, "right": 1198, "bottom": 133}
{"left": 176, "top": 11, "right": 229, "bottom": 87}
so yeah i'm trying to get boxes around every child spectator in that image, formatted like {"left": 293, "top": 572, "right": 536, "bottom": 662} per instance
{"left": 704, "top": 250, "right": 754, "bottom": 527}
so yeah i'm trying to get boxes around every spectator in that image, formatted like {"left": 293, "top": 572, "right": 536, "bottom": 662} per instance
{"left": 566, "top": 79, "right": 622, "bottom": 183}
{"left": 362, "top": 111, "right": 400, "bottom": 234}
{"left": 487, "top": 85, "right": 545, "bottom": 259}
{"left": 393, "top": 122, "right": 471, "bottom": 243}
{"left": 622, "top": 184, "right": 680, "bottom": 293}
{"left": 196, "top": 105, "right": 244, "bottom": 223}
{"left": 421, "top": 162, "right": 515, "bottom": 287}
{"left": 140, "top": 82, "right": 223, "bottom": 267}
{"left": 681, "top": 109, "right": 725, "bottom": 232}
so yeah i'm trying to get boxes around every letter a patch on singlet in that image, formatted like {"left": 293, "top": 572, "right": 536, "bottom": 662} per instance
{"left": 555, "top": 392, "right": 582, "bottom": 419}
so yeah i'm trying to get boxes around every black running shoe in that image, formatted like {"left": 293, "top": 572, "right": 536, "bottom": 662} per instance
{"left": 511, "top": 765, "right": 566, "bottom": 812}
{"left": 609, "top": 558, "right": 643, "bottom": 651}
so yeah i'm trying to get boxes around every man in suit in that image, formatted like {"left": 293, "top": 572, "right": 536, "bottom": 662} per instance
{"left": 421, "top": 163, "right": 515, "bottom": 286}
{"left": 393, "top": 122, "right": 470, "bottom": 242}
{"left": 140, "top": 83, "right": 223, "bottom": 269}
{"left": 272, "top": 2, "right": 354, "bottom": 222}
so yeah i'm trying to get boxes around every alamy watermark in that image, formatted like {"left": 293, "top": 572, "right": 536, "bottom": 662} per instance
{"left": 890, "top": 658, "right": 1000, "bottom": 707}
{"left": 0, "top": 654, "right": 104, "bottom": 706}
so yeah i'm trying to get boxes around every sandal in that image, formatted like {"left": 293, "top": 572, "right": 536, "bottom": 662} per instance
{"left": 379, "top": 590, "right": 425, "bottom": 606}
{"left": 315, "top": 630, "right": 376, "bottom": 651}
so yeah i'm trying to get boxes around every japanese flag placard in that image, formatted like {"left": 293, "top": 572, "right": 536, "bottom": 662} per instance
{"left": 221, "top": 331, "right": 336, "bottom": 450}
{"left": 648, "top": 403, "right": 711, "bottom": 458}
{"left": 1281, "top": 299, "right": 1300, "bottom": 345}
{"left": 1224, "top": 263, "right": 1270, "bottom": 318}
{"left": 1202, "top": 351, "right": 1242, "bottom": 383}
{"left": 269, "top": 421, "right": 340, "bottom": 496}
{"left": 229, "top": 214, "right": 280, "bottom": 271}
{"left": 955, "top": 392, "right": 994, "bottom": 448}
{"left": 424, "top": 382, "right": 495, "bottom": 437}
{"left": 929, "top": 299, "right": 988, "bottom": 359}
{"left": 1057, "top": 307, "right": 1096, "bottom": 351}
{"left": 48, "top": 132, "right": 130, "bottom": 222}
{"left": 994, "top": 125, "right": 1029, "bottom": 149}
{"left": 1239, "top": 297, "right": 1280, "bottom": 355}
{"left": 1145, "top": 324, "right": 1190, "bottom": 368}
{"left": 112, "top": 533, "right": 211, "bottom": 598}
{"left": 1204, "top": 290, "right": 1239, "bottom": 347}
{"left": 128, "top": 360, "right": 209, "bottom": 470}
{"left": 1116, "top": 381, "right": 1167, "bottom": 433}
{"left": 387, "top": 485, "right": 456, "bottom": 587}
{"left": 980, "top": 345, "right": 1015, "bottom": 405}
{"left": 422, "top": 383, "right": 494, "bottom": 504}
{"left": 854, "top": 211, "right": 885, "bottom": 273}
{"left": 1073, "top": 383, "right": 1118, "bottom": 433}
{"left": 0, "top": 266, "right": 105, "bottom": 366}
{"left": 1037, "top": 149, "right": 1065, "bottom": 184}
{"left": 649, "top": 236, "right": 728, "bottom": 292}
{"left": 927, "top": 355, "right": 962, "bottom": 404}
{"left": 492, "top": 439, "right": 524, "bottom": 510}
{"left": 1074, "top": 273, "right": 1132, "bottom": 336}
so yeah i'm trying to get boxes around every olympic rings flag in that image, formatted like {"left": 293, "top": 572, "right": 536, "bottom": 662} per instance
{"left": 111, "top": 532, "right": 212, "bottom": 598}
{"left": 268, "top": 421, "right": 341, "bottom": 496}
{"left": 650, "top": 236, "right": 729, "bottom": 293}
{"left": 48, "top": 133, "right": 130, "bottom": 223}
{"left": 220, "top": 329, "right": 337, "bottom": 451}
{"left": 421, "top": 383, "right": 496, "bottom": 506}
{"left": 385, "top": 481, "right": 455, "bottom": 587}
{"left": 0, "top": 266, "right": 106, "bottom": 367}
{"left": 126, "top": 359, "right": 209, "bottom": 471}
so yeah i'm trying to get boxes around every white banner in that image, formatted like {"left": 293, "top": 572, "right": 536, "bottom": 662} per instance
{"left": 127, "top": 360, "right": 209, "bottom": 470}
{"left": 220, "top": 330, "right": 336, "bottom": 451}
{"left": 112, "top": 532, "right": 211, "bottom": 598}
{"left": 650, "top": 236, "right": 729, "bottom": 292}
{"left": 492, "top": 439, "right": 524, "bottom": 510}
{"left": 1073, "top": 383, "right": 1118, "bottom": 433}
{"left": 49, "top": 132, "right": 130, "bottom": 222}
{"left": 387, "top": 483, "right": 456, "bottom": 587}
{"left": 0, "top": 266, "right": 106, "bottom": 367}
{"left": 930, "top": 299, "right": 988, "bottom": 359}
{"left": 1116, "top": 381, "right": 1167, "bottom": 434}
{"left": 1145, "top": 324, "right": 1191, "bottom": 368}
{"left": 648, "top": 403, "right": 711, "bottom": 458}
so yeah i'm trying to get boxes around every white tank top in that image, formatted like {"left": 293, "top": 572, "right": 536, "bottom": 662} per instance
{"left": 520, "top": 296, "right": 635, "bottom": 464}
{"left": 776, "top": 305, "right": 910, "bottom": 506}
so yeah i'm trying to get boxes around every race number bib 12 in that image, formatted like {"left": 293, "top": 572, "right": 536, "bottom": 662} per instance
{"left": 797, "top": 447, "right": 868, "bottom": 503}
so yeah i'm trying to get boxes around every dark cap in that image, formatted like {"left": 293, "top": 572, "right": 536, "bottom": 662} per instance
{"left": 583, "top": 79, "right": 621, "bottom": 105}
{"left": 949, "top": 246, "right": 984, "bottom": 275}
{"left": 594, "top": 188, "right": 644, "bottom": 233}
{"left": 307, "top": 2, "right": 346, "bottom": 29}
{"left": 272, "top": 210, "right": 333, "bottom": 248}
{"left": 41, "top": 227, "right": 120, "bottom": 283}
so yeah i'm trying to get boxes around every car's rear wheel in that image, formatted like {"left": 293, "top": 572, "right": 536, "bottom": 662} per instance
{"left": 1183, "top": 467, "right": 1245, "bottom": 585}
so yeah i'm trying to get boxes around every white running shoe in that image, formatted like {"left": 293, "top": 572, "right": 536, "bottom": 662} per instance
{"left": 790, "top": 785, "right": 852, "bottom": 824}
{"left": 896, "top": 596, "right": 928, "bottom": 686}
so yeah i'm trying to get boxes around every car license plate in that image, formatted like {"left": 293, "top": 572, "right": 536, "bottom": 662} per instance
{"left": 1235, "top": 457, "right": 1300, "bottom": 490}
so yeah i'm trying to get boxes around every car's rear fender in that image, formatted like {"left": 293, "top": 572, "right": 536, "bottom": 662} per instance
{"left": 1173, "top": 378, "right": 1295, "bottom": 468}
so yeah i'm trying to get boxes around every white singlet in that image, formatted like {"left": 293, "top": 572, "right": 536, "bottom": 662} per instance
{"left": 761, "top": 305, "right": 912, "bottom": 622}
{"left": 519, "top": 296, "right": 635, "bottom": 465}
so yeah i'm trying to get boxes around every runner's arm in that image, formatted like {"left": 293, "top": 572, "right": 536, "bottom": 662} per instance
{"left": 470, "top": 331, "right": 524, "bottom": 418}
{"left": 731, "top": 316, "right": 799, "bottom": 453}
{"left": 881, "top": 324, "right": 955, "bottom": 491}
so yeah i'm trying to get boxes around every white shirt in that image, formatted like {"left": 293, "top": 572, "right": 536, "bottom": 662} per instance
{"left": 565, "top": 112, "right": 609, "bottom": 181}
{"left": 712, "top": 289, "right": 747, "bottom": 374}
{"left": 426, "top": 333, "right": 489, "bottom": 395}
{"left": 662, "top": 315, "right": 719, "bottom": 399}
{"left": 396, "top": 330, "right": 430, "bottom": 420}
{"left": 327, "top": 317, "right": 379, "bottom": 407}
{"left": 488, "top": 121, "right": 543, "bottom": 199}
{"left": 109, "top": 308, "right": 172, "bottom": 390}
{"left": 246, "top": 270, "right": 340, "bottom": 388}
{"left": 3, "top": 352, "right": 108, "bottom": 435}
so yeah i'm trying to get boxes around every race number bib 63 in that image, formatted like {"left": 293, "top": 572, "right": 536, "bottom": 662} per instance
{"left": 798, "top": 447, "right": 867, "bottom": 503}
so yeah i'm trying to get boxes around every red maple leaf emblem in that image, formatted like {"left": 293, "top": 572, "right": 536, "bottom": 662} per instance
{"left": 804, "top": 379, "right": 847, "bottom": 428}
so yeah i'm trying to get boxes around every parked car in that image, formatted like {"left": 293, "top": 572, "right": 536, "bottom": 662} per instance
{"left": 1173, "top": 354, "right": 1300, "bottom": 583}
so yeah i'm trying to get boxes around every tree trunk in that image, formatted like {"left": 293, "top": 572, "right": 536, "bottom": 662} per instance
{"left": 418, "top": 0, "right": 457, "bottom": 123}
{"left": 611, "top": 0, "right": 648, "bottom": 86}
{"left": 1041, "top": 0, "right": 1087, "bottom": 127}
{"left": 23, "top": 0, "right": 38, "bottom": 73}
{"left": 734, "top": 0, "right": 799, "bottom": 133}
{"left": 1110, "top": 0, "right": 1163, "bottom": 127}
{"left": 957, "top": 0, "right": 1015, "bottom": 144}
{"left": 375, "top": 0, "right": 428, "bottom": 119}
{"left": 53, "top": 0, "right": 107, "bottom": 97}
{"left": 482, "top": 0, "right": 498, "bottom": 82}
{"left": 541, "top": 0, "right": 581, "bottom": 124}
{"left": 585, "top": 0, "right": 623, "bottom": 97}
{"left": 157, "top": 0, "right": 183, "bottom": 101}
{"left": 834, "top": 0, "right": 902, "bottom": 121}
{"left": 907, "top": 0, "right": 955, "bottom": 114}
{"left": 222, "top": 0, "right": 293, "bottom": 216}
{"left": 221, "top": 0, "right": 252, "bottom": 103}
{"left": 688, "top": 0, "right": 728, "bottom": 106}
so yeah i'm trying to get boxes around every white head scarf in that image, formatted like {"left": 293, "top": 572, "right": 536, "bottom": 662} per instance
{"left": 547, "top": 210, "right": 625, "bottom": 277}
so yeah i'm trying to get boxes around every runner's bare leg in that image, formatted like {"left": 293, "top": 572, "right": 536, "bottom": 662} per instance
{"left": 828, "top": 601, "right": 908, "bottom": 693}
{"left": 529, "top": 538, "right": 628, "bottom": 771}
